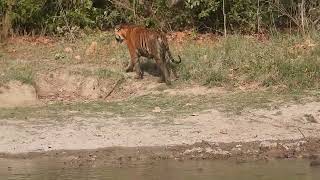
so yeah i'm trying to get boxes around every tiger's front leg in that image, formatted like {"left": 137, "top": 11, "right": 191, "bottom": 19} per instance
{"left": 125, "top": 54, "right": 135, "bottom": 72}
{"left": 125, "top": 44, "right": 137, "bottom": 72}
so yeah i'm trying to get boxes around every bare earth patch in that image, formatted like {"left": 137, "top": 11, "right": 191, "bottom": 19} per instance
{"left": 35, "top": 70, "right": 105, "bottom": 101}
{"left": 0, "top": 81, "right": 39, "bottom": 108}
{"left": 162, "top": 85, "right": 226, "bottom": 96}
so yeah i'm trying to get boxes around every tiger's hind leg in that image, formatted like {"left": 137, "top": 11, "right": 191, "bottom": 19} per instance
{"left": 169, "top": 63, "right": 179, "bottom": 81}
{"left": 155, "top": 58, "right": 171, "bottom": 85}
{"left": 134, "top": 56, "right": 143, "bottom": 79}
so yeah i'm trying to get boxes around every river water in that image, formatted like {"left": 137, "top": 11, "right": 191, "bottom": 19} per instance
{"left": 1, "top": 158, "right": 319, "bottom": 180}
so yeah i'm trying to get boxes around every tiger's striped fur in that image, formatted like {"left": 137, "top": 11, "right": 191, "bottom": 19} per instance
{"left": 114, "top": 25, "right": 181, "bottom": 85}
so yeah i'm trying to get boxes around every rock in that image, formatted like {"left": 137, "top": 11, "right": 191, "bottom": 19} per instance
{"left": 279, "top": 143, "right": 290, "bottom": 151}
{"left": 219, "top": 129, "right": 228, "bottom": 134}
{"left": 231, "top": 147, "right": 242, "bottom": 154}
{"left": 64, "top": 47, "right": 73, "bottom": 53}
{"left": 205, "top": 147, "right": 214, "bottom": 153}
{"left": 152, "top": 107, "right": 162, "bottom": 113}
{"left": 0, "top": 81, "right": 38, "bottom": 108}
{"left": 74, "top": 55, "right": 81, "bottom": 60}
{"left": 183, "top": 147, "right": 203, "bottom": 154}
{"left": 190, "top": 113, "right": 199, "bottom": 116}
{"left": 213, "top": 148, "right": 231, "bottom": 155}
{"left": 259, "top": 141, "right": 278, "bottom": 151}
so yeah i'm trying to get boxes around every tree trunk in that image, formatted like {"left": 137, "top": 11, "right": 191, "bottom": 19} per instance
{"left": 223, "top": 0, "right": 227, "bottom": 37}
{"left": 1, "top": 0, "right": 13, "bottom": 41}
{"left": 300, "top": 0, "right": 305, "bottom": 35}
{"left": 256, "top": 0, "right": 260, "bottom": 33}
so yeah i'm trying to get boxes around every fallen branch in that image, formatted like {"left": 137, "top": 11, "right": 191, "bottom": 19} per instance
{"left": 103, "top": 77, "right": 124, "bottom": 99}
{"left": 297, "top": 128, "right": 306, "bottom": 139}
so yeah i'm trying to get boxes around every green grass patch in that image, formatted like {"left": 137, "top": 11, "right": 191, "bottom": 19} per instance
{"left": 0, "top": 62, "right": 35, "bottom": 85}
{"left": 0, "top": 90, "right": 318, "bottom": 120}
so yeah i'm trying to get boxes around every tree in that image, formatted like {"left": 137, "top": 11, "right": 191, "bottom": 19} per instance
{"left": 222, "top": 0, "right": 226, "bottom": 37}
{"left": 0, "top": 0, "right": 13, "bottom": 41}
{"left": 300, "top": 0, "right": 305, "bottom": 35}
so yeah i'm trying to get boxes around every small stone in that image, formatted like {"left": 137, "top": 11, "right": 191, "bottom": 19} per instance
{"left": 205, "top": 147, "right": 214, "bottom": 153}
{"left": 219, "top": 129, "right": 228, "bottom": 134}
{"left": 64, "top": 47, "right": 73, "bottom": 53}
{"left": 259, "top": 141, "right": 278, "bottom": 150}
{"left": 75, "top": 55, "right": 81, "bottom": 60}
{"left": 281, "top": 144, "right": 289, "bottom": 151}
{"left": 191, "top": 113, "right": 199, "bottom": 116}
{"left": 231, "top": 147, "right": 242, "bottom": 153}
{"left": 152, "top": 107, "right": 161, "bottom": 113}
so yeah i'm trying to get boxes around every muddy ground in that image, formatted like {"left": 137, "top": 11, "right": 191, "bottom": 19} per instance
{"left": 1, "top": 139, "right": 320, "bottom": 169}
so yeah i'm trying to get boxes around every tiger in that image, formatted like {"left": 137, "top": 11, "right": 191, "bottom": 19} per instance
{"left": 114, "top": 24, "right": 181, "bottom": 85}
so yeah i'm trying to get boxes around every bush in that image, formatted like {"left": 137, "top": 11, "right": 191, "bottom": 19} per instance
{"left": 1, "top": 0, "right": 319, "bottom": 35}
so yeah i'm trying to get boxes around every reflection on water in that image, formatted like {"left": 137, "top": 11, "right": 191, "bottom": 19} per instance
{"left": 0, "top": 158, "right": 319, "bottom": 180}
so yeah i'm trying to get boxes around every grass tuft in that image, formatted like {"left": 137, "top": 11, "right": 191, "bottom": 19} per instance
{"left": 174, "top": 34, "right": 320, "bottom": 90}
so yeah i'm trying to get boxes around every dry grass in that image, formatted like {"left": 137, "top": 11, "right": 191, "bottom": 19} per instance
{"left": 174, "top": 33, "right": 320, "bottom": 90}
{"left": 1, "top": 31, "right": 319, "bottom": 91}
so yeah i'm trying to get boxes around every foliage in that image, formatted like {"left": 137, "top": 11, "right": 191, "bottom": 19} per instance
{"left": 0, "top": 0, "right": 320, "bottom": 35}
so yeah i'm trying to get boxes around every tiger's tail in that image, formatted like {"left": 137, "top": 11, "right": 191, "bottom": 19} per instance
{"left": 166, "top": 50, "right": 181, "bottom": 64}
{"left": 158, "top": 36, "right": 181, "bottom": 64}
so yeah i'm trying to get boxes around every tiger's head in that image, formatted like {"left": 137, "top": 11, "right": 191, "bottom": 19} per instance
{"left": 114, "top": 25, "right": 129, "bottom": 43}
